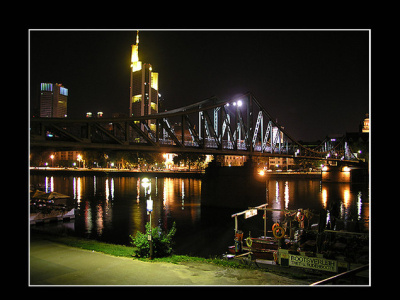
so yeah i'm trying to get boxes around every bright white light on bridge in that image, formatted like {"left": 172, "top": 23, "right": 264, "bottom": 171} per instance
{"left": 232, "top": 100, "right": 243, "bottom": 107}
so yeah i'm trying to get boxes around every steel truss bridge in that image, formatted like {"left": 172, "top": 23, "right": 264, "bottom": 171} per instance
{"left": 30, "top": 92, "right": 360, "bottom": 163}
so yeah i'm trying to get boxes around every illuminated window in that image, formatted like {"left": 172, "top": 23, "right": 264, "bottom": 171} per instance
{"left": 60, "top": 87, "right": 68, "bottom": 96}
{"left": 151, "top": 72, "right": 158, "bottom": 90}
{"left": 41, "top": 83, "right": 53, "bottom": 92}
{"left": 132, "top": 95, "right": 142, "bottom": 103}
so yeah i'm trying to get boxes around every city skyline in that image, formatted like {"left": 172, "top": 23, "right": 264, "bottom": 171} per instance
{"left": 29, "top": 29, "right": 369, "bottom": 141}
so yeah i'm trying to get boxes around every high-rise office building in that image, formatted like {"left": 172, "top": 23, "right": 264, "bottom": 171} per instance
{"left": 361, "top": 113, "right": 369, "bottom": 133}
{"left": 129, "top": 31, "right": 159, "bottom": 130}
{"left": 39, "top": 83, "right": 68, "bottom": 118}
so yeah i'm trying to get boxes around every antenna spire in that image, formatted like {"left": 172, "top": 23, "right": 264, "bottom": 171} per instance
{"left": 131, "top": 30, "right": 142, "bottom": 72}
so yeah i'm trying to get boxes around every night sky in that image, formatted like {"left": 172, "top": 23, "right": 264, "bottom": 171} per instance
{"left": 29, "top": 30, "right": 369, "bottom": 142}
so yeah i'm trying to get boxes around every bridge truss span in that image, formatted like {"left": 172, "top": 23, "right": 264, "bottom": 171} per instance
{"left": 30, "top": 92, "right": 359, "bottom": 163}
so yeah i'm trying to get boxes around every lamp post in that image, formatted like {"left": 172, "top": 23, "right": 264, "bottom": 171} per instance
{"left": 142, "top": 178, "right": 153, "bottom": 259}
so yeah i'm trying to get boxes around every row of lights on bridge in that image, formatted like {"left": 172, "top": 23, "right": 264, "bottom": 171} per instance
{"left": 225, "top": 100, "right": 243, "bottom": 107}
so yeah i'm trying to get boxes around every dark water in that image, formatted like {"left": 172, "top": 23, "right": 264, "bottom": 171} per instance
{"left": 30, "top": 174, "right": 369, "bottom": 257}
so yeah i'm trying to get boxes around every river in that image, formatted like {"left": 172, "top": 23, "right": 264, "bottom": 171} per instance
{"left": 30, "top": 174, "right": 369, "bottom": 257}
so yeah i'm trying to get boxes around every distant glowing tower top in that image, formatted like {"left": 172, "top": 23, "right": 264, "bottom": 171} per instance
{"left": 131, "top": 30, "right": 142, "bottom": 72}
{"left": 129, "top": 30, "right": 159, "bottom": 128}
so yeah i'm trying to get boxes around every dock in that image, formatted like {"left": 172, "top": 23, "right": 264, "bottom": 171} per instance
{"left": 30, "top": 208, "right": 75, "bottom": 225}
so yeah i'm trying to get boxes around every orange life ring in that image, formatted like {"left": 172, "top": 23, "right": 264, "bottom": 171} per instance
{"left": 272, "top": 223, "right": 280, "bottom": 231}
{"left": 273, "top": 226, "right": 285, "bottom": 239}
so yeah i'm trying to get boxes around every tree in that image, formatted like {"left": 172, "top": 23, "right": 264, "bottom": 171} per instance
{"left": 84, "top": 151, "right": 107, "bottom": 168}
{"left": 173, "top": 153, "right": 206, "bottom": 170}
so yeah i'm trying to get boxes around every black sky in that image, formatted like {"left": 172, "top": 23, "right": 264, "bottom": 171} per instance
{"left": 29, "top": 30, "right": 369, "bottom": 142}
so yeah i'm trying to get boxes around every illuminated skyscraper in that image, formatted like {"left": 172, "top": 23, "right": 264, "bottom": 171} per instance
{"left": 129, "top": 31, "right": 159, "bottom": 130}
{"left": 361, "top": 113, "right": 369, "bottom": 133}
{"left": 39, "top": 83, "right": 68, "bottom": 118}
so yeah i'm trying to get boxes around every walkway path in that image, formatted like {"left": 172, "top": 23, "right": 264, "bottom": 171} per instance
{"left": 30, "top": 239, "right": 309, "bottom": 286}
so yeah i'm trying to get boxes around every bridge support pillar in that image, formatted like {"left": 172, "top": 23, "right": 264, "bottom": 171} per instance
{"left": 201, "top": 158, "right": 266, "bottom": 208}
{"left": 322, "top": 165, "right": 368, "bottom": 183}
{"left": 322, "top": 165, "right": 351, "bottom": 183}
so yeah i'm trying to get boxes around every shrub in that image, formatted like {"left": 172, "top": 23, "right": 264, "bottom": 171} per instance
{"left": 130, "top": 222, "right": 176, "bottom": 258}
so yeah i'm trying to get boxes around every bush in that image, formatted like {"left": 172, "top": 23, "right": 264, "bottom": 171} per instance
{"left": 130, "top": 222, "right": 176, "bottom": 258}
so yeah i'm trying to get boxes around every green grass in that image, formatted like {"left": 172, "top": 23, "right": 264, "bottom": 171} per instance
{"left": 31, "top": 231, "right": 251, "bottom": 269}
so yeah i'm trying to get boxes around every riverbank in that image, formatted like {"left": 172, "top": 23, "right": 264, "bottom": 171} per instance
{"left": 29, "top": 167, "right": 204, "bottom": 178}
{"left": 30, "top": 167, "right": 321, "bottom": 179}
{"left": 264, "top": 171, "right": 321, "bottom": 179}
{"left": 29, "top": 232, "right": 313, "bottom": 286}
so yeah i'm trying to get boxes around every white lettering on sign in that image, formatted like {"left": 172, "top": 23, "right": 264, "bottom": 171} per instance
{"left": 245, "top": 209, "right": 257, "bottom": 219}
{"left": 288, "top": 254, "right": 337, "bottom": 272}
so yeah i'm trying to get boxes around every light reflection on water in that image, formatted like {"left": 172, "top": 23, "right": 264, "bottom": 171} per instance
{"left": 267, "top": 180, "right": 369, "bottom": 232}
{"left": 31, "top": 175, "right": 369, "bottom": 256}
{"left": 67, "top": 176, "right": 202, "bottom": 246}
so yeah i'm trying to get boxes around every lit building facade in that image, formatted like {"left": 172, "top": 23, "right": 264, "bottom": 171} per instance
{"left": 54, "top": 150, "right": 80, "bottom": 162}
{"left": 362, "top": 113, "right": 369, "bottom": 133}
{"left": 223, "top": 155, "right": 247, "bottom": 167}
{"left": 39, "top": 83, "right": 68, "bottom": 118}
{"left": 267, "top": 157, "right": 295, "bottom": 170}
{"left": 129, "top": 31, "right": 159, "bottom": 131}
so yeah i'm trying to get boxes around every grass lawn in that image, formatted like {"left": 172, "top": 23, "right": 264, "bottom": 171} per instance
{"left": 30, "top": 231, "right": 250, "bottom": 269}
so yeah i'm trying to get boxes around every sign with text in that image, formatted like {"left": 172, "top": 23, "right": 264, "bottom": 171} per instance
{"left": 288, "top": 254, "right": 337, "bottom": 272}
{"left": 245, "top": 209, "right": 257, "bottom": 219}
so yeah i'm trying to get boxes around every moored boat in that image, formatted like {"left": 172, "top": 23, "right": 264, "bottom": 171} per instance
{"left": 226, "top": 203, "right": 369, "bottom": 275}
{"left": 30, "top": 190, "right": 74, "bottom": 225}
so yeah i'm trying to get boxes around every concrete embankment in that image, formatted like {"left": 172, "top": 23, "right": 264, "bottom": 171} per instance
{"left": 29, "top": 168, "right": 203, "bottom": 178}
{"left": 265, "top": 171, "right": 321, "bottom": 179}
{"left": 30, "top": 167, "right": 321, "bottom": 180}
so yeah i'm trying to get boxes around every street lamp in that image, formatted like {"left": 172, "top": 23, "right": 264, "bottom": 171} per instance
{"left": 77, "top": 154, "right": 82, "bottom": 168}
{"left": 50, "top": 154, "right": 54, "bottom": 167}
{"left": 141, "top": 178, "right": 153, "bottom": 259}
